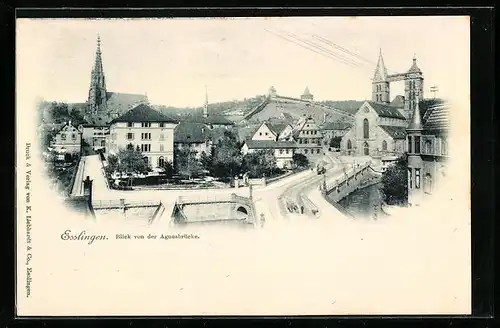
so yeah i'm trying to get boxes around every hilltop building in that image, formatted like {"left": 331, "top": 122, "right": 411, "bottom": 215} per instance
{"left": 50, "top": 121, "right": 82, "bottom": 155}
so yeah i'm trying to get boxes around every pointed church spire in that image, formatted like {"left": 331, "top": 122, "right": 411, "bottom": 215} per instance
{"left": 88, "top": 34, "right": 107, "bottom": 114}
{"left": 373, "top": 48, "right": 388, "bottom": 81}
{"left": 203, "top": 85, "right": 209, "bottom": 118}
{"left": 407, "top": 92, "right": 422, "bottom": 131}
{"left": 408, "top": 53, "right": 421, "bottom": 73}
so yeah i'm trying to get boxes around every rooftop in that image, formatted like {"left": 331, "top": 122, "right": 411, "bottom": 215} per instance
{"left": 110, "top": 103, "right": 178, "bottom": 124}
{"left": 174, "top": 122, "right": 211, "bottom": 144}
{"left": 379, "top": 125, "right": 408, "bottom": 140}
{"left": 366, "top": 101, "right": 406, "bottom": 120}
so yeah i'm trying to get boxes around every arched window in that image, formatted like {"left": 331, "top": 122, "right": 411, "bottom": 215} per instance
{"left": 363, "top": 118, "right": 369, "bottom": 139}
{"left": 382, "top": 140, "right": 387, "bottom": 151}
{"left": 100, "top": 140, "right": 105, "bottom": 147}
{"left": 347, "top": 139, "right": 352, "bottom": 149}
{"left": 424, "top": 173, "right": 433, "bottom": 194}
{"left": 363, "top": 142, "right": 369, "bottom": 156}
{"left": 158, "top": 156, "right": 165, "bottom": 167}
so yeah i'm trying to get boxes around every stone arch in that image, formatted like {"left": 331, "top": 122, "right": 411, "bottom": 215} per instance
{"left": 363, "top": 118, "right": 369, "bottom": 139}
{"left": 236, "top": 206, "right": 248, "bottom": 215}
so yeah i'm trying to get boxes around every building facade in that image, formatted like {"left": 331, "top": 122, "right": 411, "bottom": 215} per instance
{"left": 293, "top": 116, "right": 324, "bottom": 158}
{"left": 50, "top": 122, "right": 82, "bottom": 154}
{"left": 241, "top": 140, "right": 296, "bottom": 169}
{"left": 341, "top": 101, "right": 407, "bottom": 157}
{"left": 174, "top": 122, "right": 213, "bottom": 159}
{"left": 106, "top": 103, "right": 178, "bottom": 168}
{"left": 78, "top": 124, "right": 109, "bottom": 152}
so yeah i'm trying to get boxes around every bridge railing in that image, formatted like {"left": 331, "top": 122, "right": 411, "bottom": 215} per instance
{"left": 92, "top": 199, "right": 161, "bottom": 209}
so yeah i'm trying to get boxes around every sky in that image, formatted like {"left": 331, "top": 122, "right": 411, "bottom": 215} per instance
{"left": 17, "top": 16, "right": 470, "bottom": 107}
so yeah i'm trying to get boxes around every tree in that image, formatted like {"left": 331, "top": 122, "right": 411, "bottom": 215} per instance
{"left": 160, "top": 160, "right": 175, "bottom": 179}
{"left": 242, "top": 150, "right": 279, "bottom": 178}
{"left": 199, "top": 150, "right": 213, "bottom": 173}
{"left": 292, "top": 153, "right": 309, "bottom": 168}
{"left": 105, "top": 153, "right": 119, "bottom": 176}
{"left": 116, "top": 143, "right": 150, "bottom": 186}
{"left": 210, "top": 130, "right": 243, "bottom": 180}
{"left": 380, "top": 154, "right": 408, "bottom": 205}
{"left": 175, "top": 147, "right": 202, "bottom": 179}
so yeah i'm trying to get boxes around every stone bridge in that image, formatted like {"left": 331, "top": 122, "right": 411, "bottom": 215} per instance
{"left": 171, "top": 193, "right": 258, "bottom": 226}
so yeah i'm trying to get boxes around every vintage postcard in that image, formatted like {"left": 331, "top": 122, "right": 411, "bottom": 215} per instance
{"left": 16, "top": 15, "right": 471, "bottom": 316}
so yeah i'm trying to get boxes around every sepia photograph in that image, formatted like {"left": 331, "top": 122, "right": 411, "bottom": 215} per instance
{"left": 16, "top": 14, "right": 471, "bottom": 316}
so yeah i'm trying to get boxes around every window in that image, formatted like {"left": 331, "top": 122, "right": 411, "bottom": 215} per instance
{"left": 424, "top": 173, "right": 433, "bottom": 194}
{"left": 141, "top": 133, "right": 151, "bottom": 140}
{"left": 141, "top": 144, "right": 151, "bottom": 152}
{"left": 304, "top": 149, "right": 308, "bottom": 154}
{"left": 127, "top": 133, "right": 134, "bottom": 140}
{"left": 160, "top": 144, "right": 164, "bottom": 152}
{"left": 425, "top": 140, "right": 432, "bottom": 154}
{"left": 415, "top": 169, "right": 421, "bottom": 189}
{"left": 100, "top": 140, "right": 105, "bottom": 147}
{"left": 159, "top": 134, "right": 164, "bottom": 141}
{"left": 414, "top": 136, "right": 421, "bottom": 154}
{"left": 317, "top": 149, "right": 320, "bottom": 154}
{"left": 285, "top": 149, "right": 289, "bottom": 154}
{"left": 279, "top": 149, "right": 283, "bottom": 154}
{"left": 259, "top": 132, "right": 262, "bottom": 136}
{"left": 265, "top": 132, "right": 268, "bottom": 136}
{"left": 141, "top": 122, "right": 152, "bottom": 128}
{"left": 71, "top": 134, "right": 76, "bottom": 140}
{"left": 407, "top": 136, "right": 412, "bottom": 153}
{"left": 159, "top": 123, "right": 165, "bottom": 128}
{"left": 60, "top": 133, "right": 66, "bottom": 141}
{"left": 158, "top": 156, "right": 165, "bottom": 167}
{"left": 363, "top": 142, "right": 369, "bottom": 156}
{"left": 408, "top": 168, "right": 413, "bottom": 189}
{"left": 382, "top": 140, "right": 387, "bottom": 151}
{"left": 363, "top": 118, "right": 369, "bottom": 139}
{"left": 347, "top": 139, "right": 352, "bottom": 149}
{"left": 127, "top": 122, "right": 133, "bottom": 127}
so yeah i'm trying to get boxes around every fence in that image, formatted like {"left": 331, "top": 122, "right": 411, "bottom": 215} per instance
{"left": 92, "top": 199, "right": 161, "bottom": 210}
{"left": 68, "top": 156, "right": 86, "bottom": 197}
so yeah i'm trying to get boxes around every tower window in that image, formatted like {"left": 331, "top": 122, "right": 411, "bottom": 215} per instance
{"left": 414, "top": 136, "right": 421, "bottom": 153}
{"left": 407, "top": 136, "right": 412, "bottom": 153}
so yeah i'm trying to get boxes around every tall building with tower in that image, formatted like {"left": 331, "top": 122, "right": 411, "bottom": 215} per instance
{"left": 371, "top": 50, "right": 424, "bottom": 120}
{"left": 88, "top": 35, "right": 108, "bottom": 115}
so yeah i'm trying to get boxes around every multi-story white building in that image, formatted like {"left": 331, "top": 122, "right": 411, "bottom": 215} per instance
{"left": 106, "top": 103, "right": 178, "bottom": 168}
{"left": 50, "top": 121, "right": 82, "bottom": 155}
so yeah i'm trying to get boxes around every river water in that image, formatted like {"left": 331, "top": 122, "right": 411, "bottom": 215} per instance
{"left": 334, "top": 183, "right": 387, "bottom": 219}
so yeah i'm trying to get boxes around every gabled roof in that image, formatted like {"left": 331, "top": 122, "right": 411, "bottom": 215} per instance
{"left": 244, "top": 140, "right": 297, "bottom": 149}
{"left": 423, "top": 104, "right": 449, "bottom": 131}
{"left": 266, "top": 122, "right": 290, "bottom": 136}
{"left": 56, "top": 121, "right": 81, "bottom": 134}
{"left": 390, "top": 95, "right": 405, "bottom": 108}
{"left": 110, "top": 103, "right": 178, "bottom": 124}
{"left": 379, "top": 126, "right": 407, "bottom": 140}
{"left": 174, "top": 122, "right": 211, "bottom": 144}
{"left": 365, "top": 101, "right": 406, "bottom": 120}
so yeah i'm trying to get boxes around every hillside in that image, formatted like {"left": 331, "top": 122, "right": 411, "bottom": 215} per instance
{"left": 317, "top": 100, "right": 365, "bottom": 116}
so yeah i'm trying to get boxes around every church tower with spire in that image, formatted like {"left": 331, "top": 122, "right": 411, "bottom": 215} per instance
{"left": 406, "top": 93, "right": 423, "bottom": 206}
{"left": 372, "top": 49, "right": 390, "bottom": 104}
{"left": 88, "top": 35, "right": 108, "bottom": 114}
{"left": 404, "top": 54, "right": 424, "bottom": 120}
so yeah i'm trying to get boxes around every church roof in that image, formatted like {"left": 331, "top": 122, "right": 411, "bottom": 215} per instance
{"left": 366, "top": 101, "right": 406, "bottom": 119}
{"left": 106, "top": 92, "right": 148, "bottom": 114}
{"left": 379, "top": 125, "right": 407, "bottom": 140}
{"left": 244, "top": 139, "right": 297, "bottom": 149}
{"left": 390, "top": 95, "right": 405, "bottom": 108}
{"left": 110, "top": 103, "right": 178, "bottom": 124}
{"left": 322, "top": 121, "right": 352, "bottom": 131}
{"left": 174, "top": 122, "right": 211, "bottom": 144}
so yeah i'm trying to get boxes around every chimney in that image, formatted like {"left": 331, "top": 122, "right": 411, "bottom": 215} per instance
{"left": 83, "top": 176, "right": 93, "bottom": 205}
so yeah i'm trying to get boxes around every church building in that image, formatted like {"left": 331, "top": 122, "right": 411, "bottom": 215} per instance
{"left": 341, "top": 50, "right": 429, "bottom": 157}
